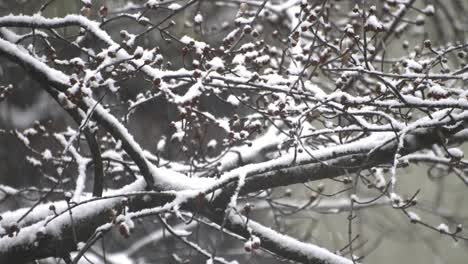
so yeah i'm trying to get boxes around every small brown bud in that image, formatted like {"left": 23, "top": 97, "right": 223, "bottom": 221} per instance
{"left": 119, "top": 223, "right": 130, "bottom": 238}
{"left": 99, "top": 6, "right": 108, "bottom": 18}
{"left": 423, "top": 39, "right": 431, "bottom": 48}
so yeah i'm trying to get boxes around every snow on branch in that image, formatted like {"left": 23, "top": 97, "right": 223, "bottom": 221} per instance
{"left": 222, "top": 212, "right": 353, "bottom": 264}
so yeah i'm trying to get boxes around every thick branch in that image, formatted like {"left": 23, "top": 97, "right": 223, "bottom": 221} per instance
{"left": 212, "top": 124, "right": 466, "bottom": 206}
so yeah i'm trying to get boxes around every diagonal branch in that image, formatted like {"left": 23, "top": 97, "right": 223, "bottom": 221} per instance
{"left": 204, "top": 208, "right": 353, "bottom": 264}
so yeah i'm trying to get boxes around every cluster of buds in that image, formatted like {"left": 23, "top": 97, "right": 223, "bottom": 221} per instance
{"left": 244, "top": 235, "right": 261, "bottom": 252}
{"left": 0, "top": 84, "right": 13, "bottom": 102}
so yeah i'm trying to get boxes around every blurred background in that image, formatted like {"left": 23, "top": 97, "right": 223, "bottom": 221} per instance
{"left": 0, "top": 0, "right": 468, "bottom": 263}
